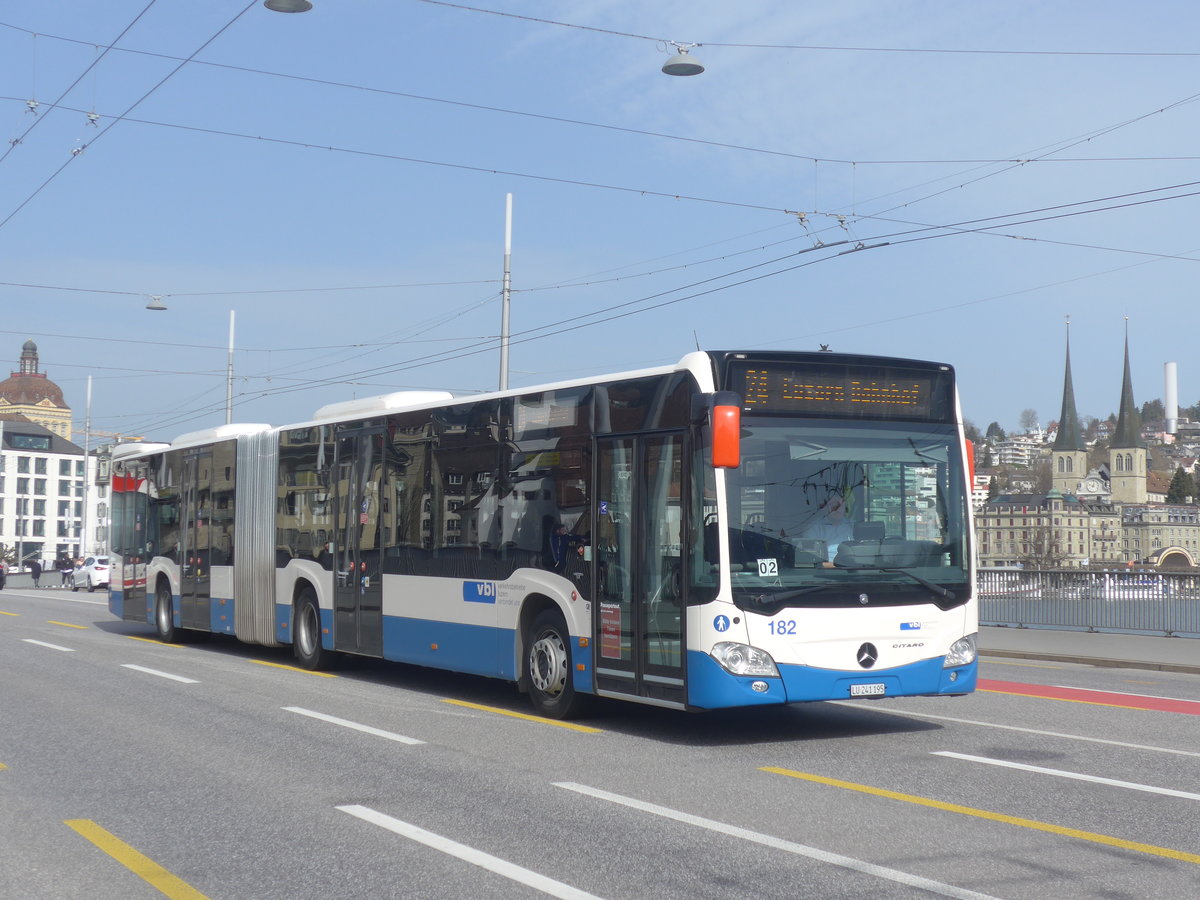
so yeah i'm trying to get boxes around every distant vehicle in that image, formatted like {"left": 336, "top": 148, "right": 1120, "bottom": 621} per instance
{"left": 72, "top": 556, "right": 110, "bottom": 592}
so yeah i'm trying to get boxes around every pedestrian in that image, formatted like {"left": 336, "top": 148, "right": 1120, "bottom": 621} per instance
{"left": 29, "top": 558, "right": 42, "bottom": 588}
{"left": 57, "top": 555, "right": 73, "bottom": 586}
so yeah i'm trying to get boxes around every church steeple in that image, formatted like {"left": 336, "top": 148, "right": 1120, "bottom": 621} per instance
{"left": 1052, "top": 322, "right": 1084, "bottom": 452}
{"left": 1051, "top": 319, "right": 1088, "bottom": 495}
{"left": 1109, "top": 320, "right": 1146, "bottom": 504}
{"left": 1111, "top": 324, "right": 1143, "bottom": 449}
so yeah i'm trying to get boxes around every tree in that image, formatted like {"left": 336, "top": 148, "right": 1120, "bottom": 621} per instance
{"left": 1031, "top": 459, "right": 1052, "bottom": 494}
{"left": 1083, "top": 415, "right": 1099, "bottom": 441}
{"left": 1166, "top": 467, "right": 1196, "bottom": 503}
{"left": 981, "top": 445, "right": 994, "bottom": 469}
{"left": 985, "top": 421, "right": 1007, "bottom": 441}
{"left": 1019, "top": 524, "right": 1071, "bottom": 570}
{"left": 1019, "top": 408, "right": 1039, "bottom": 433}
{"left": 1140, "top": 399, "right": 1164, "bottom": 424}
{"left": 963, "top": 419, "right": 983, "bottom": 444}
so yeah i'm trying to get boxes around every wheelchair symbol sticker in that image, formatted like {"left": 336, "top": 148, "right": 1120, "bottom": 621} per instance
{"left": 713, "top": 615, "right": 730, "bottom": 632}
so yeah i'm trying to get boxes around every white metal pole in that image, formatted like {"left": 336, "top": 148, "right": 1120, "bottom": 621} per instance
{"left": 499, "top": 193, "right": 512, "bottom": 391}
{"left": 226, "top": 309, "right": 236, "bottom": 425}
{"left": 81, "top": 376, "right": 92, "bottom": 555}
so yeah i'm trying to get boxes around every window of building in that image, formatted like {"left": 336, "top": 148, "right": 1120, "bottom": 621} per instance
{"left": 35, "top": 458, "right": 47, "bottom": 474}
{"left": 17, "top": 477, "right": 28, "bottom": 494}
{"left": 17, "top": 457, "right": 30, "bottom": 473}
{"left": 34, "top": 479, "right": 46, "bottom": 495}
{"left": 59, "top": 460, "right": 71, "bottom": 476}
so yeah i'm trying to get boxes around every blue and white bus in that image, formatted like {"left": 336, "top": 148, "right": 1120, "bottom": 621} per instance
{"left": 109, "top": 350, "right": 977, "bottom": 717}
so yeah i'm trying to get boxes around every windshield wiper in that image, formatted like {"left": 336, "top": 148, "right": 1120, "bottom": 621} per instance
{"left": 834, "top": 565, "right": 959, "bottom": 608}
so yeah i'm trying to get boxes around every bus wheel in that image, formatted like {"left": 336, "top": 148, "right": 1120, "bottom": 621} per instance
{"left": 154, "top": 582, "right": 178, "bottom": 643}
{"left": 294, "top": 590, "right": 331, "bottom": 670}
{"left": 527, "top": 610, "right": 583, "bottom": 719}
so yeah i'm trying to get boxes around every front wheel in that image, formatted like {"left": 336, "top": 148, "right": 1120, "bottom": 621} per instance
{"left": 526, "top": 610, "right": 585, "bottom": 719}
{"left": 293, "top": 589, "right": 332, "bottom": 670}
{"left": 154, "top": 582, "right": 178, "bottom": 643}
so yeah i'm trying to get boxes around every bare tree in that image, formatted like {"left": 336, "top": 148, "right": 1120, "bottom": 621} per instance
{"left": 1019, "top": 524, "right": 1071, "bottom": 569}
{"left": 1019, "top": 408, "right": 1039, "bottom": 433}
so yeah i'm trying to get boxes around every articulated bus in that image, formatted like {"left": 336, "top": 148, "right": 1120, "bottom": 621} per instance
{"left": 109, "top": 350, "right": 977, "bottom": 717}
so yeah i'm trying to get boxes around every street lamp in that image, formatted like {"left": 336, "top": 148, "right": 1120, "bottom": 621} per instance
{"left": 662, "top": 43, "right": 704, "bottom": 76}
{"left": 143, "top": 300, "right": 237, "bottom": 424}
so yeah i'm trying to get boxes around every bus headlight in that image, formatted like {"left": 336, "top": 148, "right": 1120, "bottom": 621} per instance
{"left": 711, "top": 641, "right": 780, "bottom": 678}
{"left": 944, "top": 634, "right": 977, "bottom": 668}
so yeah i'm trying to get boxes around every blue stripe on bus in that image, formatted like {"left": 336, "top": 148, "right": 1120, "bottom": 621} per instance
{"left": 686, "top": 651, "right": 978, "bottom": 709}
{"left": 212, "top": 597, "right": 235, "bottom": 635}
{"left": 686, "top": 651, "right": 787, "bottom": 709}
{"left": 109, "top": 591, "right": 124, "bottom": 619}
{"left": 381, "top": 616, "right": 516, "bottom": 680}
{"left": 776, "top": 656, "right": 978, "bottom": 702}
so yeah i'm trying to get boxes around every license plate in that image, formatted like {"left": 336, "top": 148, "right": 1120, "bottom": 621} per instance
{"left": 850, "top": 682, "right": 886, "bottom": 697}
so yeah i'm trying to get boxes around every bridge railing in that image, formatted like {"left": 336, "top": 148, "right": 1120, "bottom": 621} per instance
{"left": 978, "top": 568, "right": 1200, "bottom": 637}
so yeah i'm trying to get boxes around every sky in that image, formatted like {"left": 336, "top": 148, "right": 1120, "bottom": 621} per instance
{"left": 1, "top": 1, "right": 1197, "bottom": 444}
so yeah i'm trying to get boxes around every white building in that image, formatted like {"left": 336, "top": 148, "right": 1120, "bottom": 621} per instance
{"left": 0, "top": 417, "right": 105, "bottom": 570}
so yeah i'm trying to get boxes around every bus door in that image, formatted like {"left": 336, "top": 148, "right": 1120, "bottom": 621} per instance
{"left": 179, "top": 450, "right": 212, "bottom": 630}
{"left": 333, "top": 426, "right": 385, "bottom": 656}
{"left": 593, "top": 434, "right": 686, "bottom": 707}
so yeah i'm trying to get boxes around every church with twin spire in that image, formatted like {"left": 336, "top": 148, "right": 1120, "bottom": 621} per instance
{"left": 977, "top": 328, "right": 1198, "bottom": 570}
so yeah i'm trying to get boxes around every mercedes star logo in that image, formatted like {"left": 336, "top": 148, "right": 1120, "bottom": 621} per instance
{"left": 856, "top": 642, "right": 878, "bottom": 669}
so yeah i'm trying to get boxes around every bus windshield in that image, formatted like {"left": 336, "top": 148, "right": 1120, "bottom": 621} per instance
{"left": 721, "top": 419, "right": 970, "bottom": 611}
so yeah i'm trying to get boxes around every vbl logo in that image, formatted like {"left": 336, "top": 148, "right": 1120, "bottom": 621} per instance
{"left": 463, "top": 581, "right": 498, "bottom": 603}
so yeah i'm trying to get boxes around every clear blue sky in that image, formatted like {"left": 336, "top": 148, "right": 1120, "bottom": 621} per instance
{"left": 2, "top": 1, "right": 1197, "bottom": 442}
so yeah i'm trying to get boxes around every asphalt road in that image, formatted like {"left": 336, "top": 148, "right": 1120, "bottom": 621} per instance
{"left": 2, "top": 586, "right": 1197, "bottom": 899}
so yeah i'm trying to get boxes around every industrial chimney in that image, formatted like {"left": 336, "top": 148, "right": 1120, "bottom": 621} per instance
{"left": 1165, "top": 361, "right": 1178, "bottom": 435}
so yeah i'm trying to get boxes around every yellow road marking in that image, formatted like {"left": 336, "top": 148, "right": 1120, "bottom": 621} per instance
{"left": 977, "top": 687, "right": 1151, "bottom": 712}
{"left": 125, "top": 635, "right": 182, "bottom": 647}
{"left": 441, "top": 698, "right": 602, "bottom": 733}
{"left": 251, "top": 659, "right": 337, "bottom": 678}
{"left": 0, "top": 762, "right": 7, "bottom": 771}
{"left": 762, "top": 767, "right": 1200, "bottom": 865}
{"left": 64, "top": 819, "right": 210, "bottom": 899}
{"left": 0, "top": 610, "right": 19, "bottom": 616}
{"left": 48, "top": 620, "right": 88, "bottom": 630}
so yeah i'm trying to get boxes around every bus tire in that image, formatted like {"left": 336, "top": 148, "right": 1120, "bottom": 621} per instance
{"left": 294, "top": 589, "right": 331, "bottom": 670}
{"left": 154, "top": 581, "right": 178, "bottom": 643}
{"left": 526, "top": 609, "right": 584, "bottom": 719}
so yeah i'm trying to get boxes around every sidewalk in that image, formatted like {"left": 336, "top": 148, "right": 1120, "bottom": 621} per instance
{"left": 981, "top": 625, "right": 1200, "bottom": 676}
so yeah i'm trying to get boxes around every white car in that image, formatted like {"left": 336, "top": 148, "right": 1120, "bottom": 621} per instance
{"left": 72, "top": 556, "right": 110, "bottom": 592}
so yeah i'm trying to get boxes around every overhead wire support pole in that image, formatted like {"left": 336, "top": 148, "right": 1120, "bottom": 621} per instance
{"left": 226, "top": 310, "right": 235, "bottom": 425}
{"left": 499, "top": 193, "right": 512, "bottom": 391}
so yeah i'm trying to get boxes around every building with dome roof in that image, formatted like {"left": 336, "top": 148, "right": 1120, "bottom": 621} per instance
{"left": 0, "top": 340, "right": 72, "bottom": 440}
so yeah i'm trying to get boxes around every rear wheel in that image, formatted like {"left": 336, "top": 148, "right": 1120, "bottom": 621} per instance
{"left": 526, "top": 609, "right": 585, "bottom": 719}
{"left": 294, "top": 589, "right": 332, "bottom": 670}
{"left": 154, "top": 581, "right": 178, "bottom": 643}
{"left": 87, "top": 577, "right": 95, "bottom": 593}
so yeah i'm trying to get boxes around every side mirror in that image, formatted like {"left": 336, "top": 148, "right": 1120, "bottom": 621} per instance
{"left": 711, "top": 391, "right": 741, "bottom": 469}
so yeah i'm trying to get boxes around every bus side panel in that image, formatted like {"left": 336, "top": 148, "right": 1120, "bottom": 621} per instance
{"left": 379, "top": 574, "right": 505, "bottom": 677}
{"left": 274, "top": 560, "right": 334, "bottom": 649}
{"left": 210, "top": 565, "right": 235, "bottom": 635}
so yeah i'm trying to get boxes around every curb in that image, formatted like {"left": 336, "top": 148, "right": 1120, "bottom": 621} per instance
{"left": 981, "top": 648, "right": 1200, "bottom": 677}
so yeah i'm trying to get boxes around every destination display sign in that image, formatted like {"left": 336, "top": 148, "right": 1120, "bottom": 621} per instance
{"left": 728, "top": 361, "right": 952, "bottom": 421}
